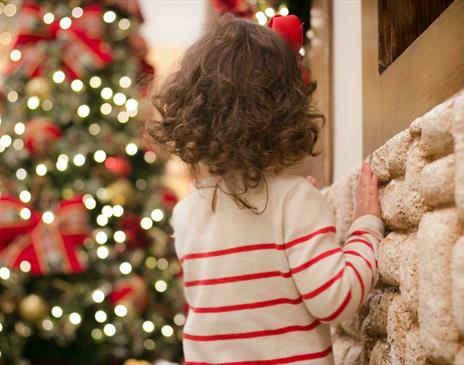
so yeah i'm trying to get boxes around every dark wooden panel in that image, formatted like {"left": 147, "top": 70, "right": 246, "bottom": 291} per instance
{"left": 378, "top": 0, "right": 453, "bottom": 73}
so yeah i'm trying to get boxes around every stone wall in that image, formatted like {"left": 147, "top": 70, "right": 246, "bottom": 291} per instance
{"left": 324, "top": 90, "right": 464, "bottom": 365}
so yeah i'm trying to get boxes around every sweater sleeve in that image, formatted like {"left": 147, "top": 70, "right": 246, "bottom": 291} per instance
{"left": 283, "top": 180, "right": 384, "bottom": 324}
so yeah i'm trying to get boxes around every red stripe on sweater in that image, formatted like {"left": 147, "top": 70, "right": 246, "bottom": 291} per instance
{"left": 185, "top": 346, "right": 332, "bottom": 365}
{"left": 183, "top": 320, "right": 320, "bottom": 342}
{"left": 290, "top": 247, "right": 341, "bottom": 275}
{"left": 189, "top": 296, "right": 303, "bottom": 313}
{"left": 344, "top": 250, "right": 374, "bottom": 285}
{"left": 302, "top": 268, "right": 344, "bottom": 300}
{"left": 315, "top": 290, "right": 352, "bottom": 322}
{"left": 351, "top": 230, "right": 370, "bottom": 236}
{"left": 185, "top": 246, "right": 341, "bottom": 287}
{"left": 346, "top": 261, "right": 365, "bottom": 309}
{"left": 344, "top": 238, "right": 374, "bottom": 252}
{"left": 180, "top": 226, "right": 336, "bottom": 263}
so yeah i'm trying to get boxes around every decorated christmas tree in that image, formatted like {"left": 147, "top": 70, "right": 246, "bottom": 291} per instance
{"left": 0, "top": 1, "right": 184, "bottom": 364}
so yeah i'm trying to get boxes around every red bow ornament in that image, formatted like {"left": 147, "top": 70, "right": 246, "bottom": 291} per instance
{"left": 0, "top": 196, "right": 89, "bottom": 275}
{"left": 267, "top": 14, "right": 310, "bottom": 86}
{"left": 7, "top": 2, "right": 113, "bottom": 80}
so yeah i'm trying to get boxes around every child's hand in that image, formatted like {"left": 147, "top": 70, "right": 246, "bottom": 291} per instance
{"left": 353, "top": 162, "right": 381, "bottom": 219}
{"left": 306, "top": 176, "right": 319, "bottom": 189}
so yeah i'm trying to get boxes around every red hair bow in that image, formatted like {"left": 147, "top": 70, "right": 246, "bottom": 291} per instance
{"left": 267, "top": 14, "right": 310, "bottom": 85}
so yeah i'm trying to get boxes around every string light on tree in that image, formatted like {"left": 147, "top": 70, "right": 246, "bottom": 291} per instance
{"left": 73, "top": 153, "right": 86, "bottom": 166}
{"left": 89, "top": 123, "right": 101, "bottom": 135}
{"left": 19, "top": 260, "right": 31, "bottom": 273}
{"left": 113, "top": 230, "right": 126, "bottom": 243}
{"left": 51, "top": 306, "right": 63, "bottom": 318}
{"left": 118, "top": 18, "right": 130, "bottom": 30}
{"left": 10, "top": 49, "right": 21, "bottom": 62}
{"left": 100, "top": 103, "right": 112, "bottom": 115}
{"left": 95, "top": 310, "right": 107, "bottom": 323}
{"left": 27, "top": 96, "right": 40, "bottom": 110}
{"left": 119, "top": 76, "right": 131, "bottom": 88}
{"left": 113, "top": 92, "right": 126, "bottom": 106}
{"left": 103, "top": 323, "right": 116, "bottom": 337}
{"left": 71, "top": 7, "right": 83, "bottom": 18}
{"left": 13, "top": 138, "right": 24, "bottom": 151}
{"left": 53, "top": 70, "right": 65, "bottom": 84}
{"left": 19, "top": 190, "right": 31, "bottom": 203}
{"left": 114, "top": 304, "right": 127, "bottom": 317}
{"left": 83, "top": 194, "right": 97, "bottom": 209}
{"left": 96, "top": 245, "right": 109, "bottom": 259}
{"left": 103, "top": 10, "right": 116, "bottom": 23}
{"left": 42, "top": 211, "right": 55, "bottom": 224}
{"left": 112, "top": 205, "right": 124, "bottom": 217}
{"left": 119, "top": 262, "right": 132, "bottom": 275}
{"left": 161, "top": 325, "right": 174, "bottom": 337}
{"left": 142, "top": 320, "right": 155, "bottom": 333}
{"left": 0, "top": 267, "right": 11, "bottom": 280}
{"left": 7, "top": 91, "right": 18, "bottom": 102}
{"left": 101, "top": 87, "right": 113, "bottom": 100}
{"left": 56, "top": 154, "right": 69, "bottom": 171}
{"left": 71, "top": 79, "right": 84, "bottom": 92}
{"left": 36, "top": 163, "right": 48, "bottom": 176}
{"left": 92, "top": 289, "right": 105, "bottom": 303}
{"left": 91, "top": 328, "right": 103, "bottom": 340}
{"left": 43, "top": 12, "right": 54, "bottom": 24}
{"left": 14, "top": 122, "right": 25, "bottom": 135}
{"left": 125, "top": 143, "right": 138, "bottom": 156}
{"left": 154, "top": 280, "right": 167, "bottom": 293}
{"left": 95, "top": 230, "right": 108, "bottom": 244}
{"left": 94, "top": 150, "right": 106, "bottom": 163}
{"left": 20, "top": 207, "right": 31, "bottom": 220}
{"left": 69, "top": 312, "right": 81, "bottom": 325}
{"left": 140, "top": 217, "right": 153, "bottom": 230}
{"left": 151, "top": 209, "right": 164, "bottom": 222}
{"left": 77, "top": 104, "right": 90, "bottom": 118}
{"left": 89, "top": 76, "right": 102, "bottom": 88}
{"left": 59, "top": 17, "right": 72, "bottom": 30}
{"left": 0, "top": 135, "right": 12, "bottom": 148}
{"left": 102, "top": 205, "right": 113, "bottom": 217}
{"left": 96, "top": 214, "right": 109, "bottom": 226}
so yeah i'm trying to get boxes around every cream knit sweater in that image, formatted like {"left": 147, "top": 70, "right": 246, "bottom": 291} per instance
{"left": 170, "top": 173, "right": 384, "bottom": 364}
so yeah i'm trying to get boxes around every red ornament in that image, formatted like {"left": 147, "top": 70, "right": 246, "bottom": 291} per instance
{"left": 210, "top": 0, "right": 255, "bottom": 17}
{"left": 105, "top": 156, "right": 132, "bottom": 177}
{"left": 0, "top": 196, "right": 89, "bottom": 275}
{"left": 109, "top": 275, "right": 149, "bottom": 314}
{"left": 120, "top": 214, "right": 151, "bottom": 249}
{"left": 24, "top": 117, "right": 61, "bottom": 155}
{"left": 161, "top": 188, "right": 178, "bottom": 211}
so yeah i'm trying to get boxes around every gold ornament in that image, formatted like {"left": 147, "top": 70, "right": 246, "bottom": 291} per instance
{"left": 25, "top": 77, "right": 51, "bottom": 98}
{"left": 106, "top": 179, "right": 135, "bottom": 205}
{"left": 18, "top": 294, "right": 48, "bottom": 323}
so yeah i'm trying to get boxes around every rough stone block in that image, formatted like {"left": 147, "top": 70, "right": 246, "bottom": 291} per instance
{"left": 451, "top": 236, "right": 464, "bottom": 335}
{"left": 454, "top": 347, "right": 464, "bottom": 365}
{"left": 362, "top": 292, "right": 396, "bottom": 337}
{"left": 370, "top": 129, "right": 413, "bottom": 183}
{"left": 452, "top": 94, "right": 464, "bottom": 220}
{"left": 378, "top": 232, "right": 408, "bottom": 286}
{"left": 405, "top": 326, "right": 432, "bottom": 365}
{"left": 417, "top": 208, "right": 461, "bottom": 364}
{"left": 387, "top": 295, "right": 414, "bottom": 364}
{"left": 421, "top": 154, "right": 455, "bottom": 208}
{"left": 399, "top": 233, "right": 419, "bottom": 315}
{"left": 333, "top": 335, "right": 362, "bottom": 365}
{"left": 369, "top": 340, "right": 389, "bottom": 365}
{"left": 416, "top": 97, "right": 456, "bottom": 158}
{"left": 380, "top": 179, "right": 426, "bottom": 230}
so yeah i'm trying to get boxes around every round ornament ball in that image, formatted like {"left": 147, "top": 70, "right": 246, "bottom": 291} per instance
{"left": 109, "top": 275, "right": 149, "bottom": 314}
{"left": 24, "top": 117, "right": 61, "bottom": 155}
{"left": 25, "top": 77, "right": 51, "bottom": 98}
{"left": 106, "top": 179, "right": 135, "bottom": 206}
{"left": 18, "top": 294, "right": 48, "bottom": 323}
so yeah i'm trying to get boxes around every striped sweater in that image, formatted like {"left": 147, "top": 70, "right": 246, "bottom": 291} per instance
{"left": 170, "top": 173, "right": 384, "bottom": 364}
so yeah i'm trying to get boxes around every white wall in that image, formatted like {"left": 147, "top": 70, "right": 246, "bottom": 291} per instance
{"left": 332, "top": 0, "right": 363, "bottom": 180}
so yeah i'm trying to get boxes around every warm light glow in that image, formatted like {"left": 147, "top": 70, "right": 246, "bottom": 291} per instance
{"left": 279, "top": 7, "right": 289, "bottom": 16}
{"left": 157, "top": 258, "right": 169, "bottom": 270}
{"left": 174, "top": 313, "right": 186, "bottom": 326}
{"left": 161, "top": 325, "right": 174, "bottom": 337}
{"left": 0, "top": 267, "right": 11, "bottom": 280}
{"left": 77, "top": 104, "right": 90, "bottom": 118}
{"left": 89, "top": 76, "right": 102, "bottom": 88}
{"left": 16, "top": 168, "right": 27, "bottom": 180}
{"left": 119, "top": 262, "right": 132, "bottom": 275}
{"left": 96, "top": 214, "right": 108, "bottom": 226}
{"left": 92, "top": 289, "right": 105, "bottom": 303}
{"left": 125, "top": 143, "right": 138, "bottom": 156}
{"left": 151, "top": 209, "right": 164, "bottom": 222}
{"left": 113, "top": 92, "right": 126, "bottom": 106}
{"left": 155, "top": 280, "right": 167, "bottom": 292}
{"left": 112, "top": 205, "right": 124, "bottom": 217}
{"left": 27, "top": 96, "right": 40, "bottom": 110}
{"left": 20, "top": 208, "right": 31, "bottom": 220}
{"left": 118, "top": 18, "right": 131, "bottom": 30}
{"left": 94, "top": 150, "right": 106, "bottom": 163}
{"left": 114, "top": 230, "right": 126, "bottom": 243}
{"left": 71, "top": 79, "right": 84, "bottom": 92}
{"left": 43, "top": 12, "right": 54, "bottom": 24}
{"left": 264, "top": 7, "right": 275, "bottom": 17}
{"left": 42, "top": 319, "right": 53, "bottom": 331}
{"left": 7, "top": 91, "right": 18, "bottom": 102}
{"left": 95, "top": 310, "right": 107, "bottom": 323}
{"left": 117, "top": 111, "right": 129, "bottom": 124}
{"left": 56, "top": 154, "right": 69, "bottom": 171}
{"left": 72, "top": 7, "right": 83, "bottom": 18}
{"left": 4, "top": 4, "right": 17, "bottom": 17}
{"left": 73, "top": 154, "right": 86, "bottom": 166}
{"left": 69, "top": 312, "right": 81, "bottom": 325}
{"left": 142, "top": 321, "right": 155, "bottom": 333}
{"left": 119, "top": 76, "right": 132, "bottom": 88}
{"left": 256, "top": 11, "right": 267, "bottom": 25}
{"left": 100, "top": 103, "right": 112, "bottom": 115}
{"left": 59, "top": 17, "right": 72, "bottom": 30}
{"left": 10, "top": 49, "right": 21, "bottom": 62}
{"left": 89, "top": 123, "right": 101, "bottom": 135}
{"left": 84, "top": 194, "right": 97, "bottom": 209}
{"left": 19, "top": 260, "right": 31, "bottom": 273}
{"left": 96, "top": 246, "right": 109, "bottom": 259}
{"left": 36, "top": 163, "right": 48, "bottom": 176}
{"left": 14, "top": 122, "right": 25, "bottom": 135}
{"left": 0, "top": 135, "right": 12, "bottom": 148}
{"left": 42, "top": 211, "right": 55, "bottom": 224}
{"left": 95, "top": 231, "right": 108, "bottom": 244}
{"left": 91, "top": 328, "right": 103, "bottom": 340}
{"left": 103, "top": 323, "right": 116, "bottom": 336}
{"left": 51, "top": 306, "right": 63, "bottom": 318}
{"left": 53, "top": 70, "right": 66, "bottom": 84}
{"left": 101, "top": 87, "right": 113, "bottom": 100}
{"left": 114, "top": 304, "right": 127, "bottom": 317}
{"left": 125, "top": 98, "right": 138, "bottom": 112}
{"left": 140, "top": 217, "right": 153, "bottom": 230}
{"left": 144, "top": 151, "right": 156, "bottom": 163}
{"left": 103, "top": 11, "right": 116, "bottom": 23}
{"left": 19, "top": 190, "right": 31, "bottom": 203}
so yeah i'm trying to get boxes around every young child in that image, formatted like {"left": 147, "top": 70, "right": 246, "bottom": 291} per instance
{"left": 149, "top": 13, "right": 383, "bottom": 365}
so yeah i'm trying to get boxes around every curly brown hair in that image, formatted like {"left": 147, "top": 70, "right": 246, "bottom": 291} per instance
{"left": 148, "top": 13, "right": 324, "bottom": 213}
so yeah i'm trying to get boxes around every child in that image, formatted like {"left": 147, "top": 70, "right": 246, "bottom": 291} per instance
{"left": 149, "top": 13, "right": 383, "bottom": 365}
